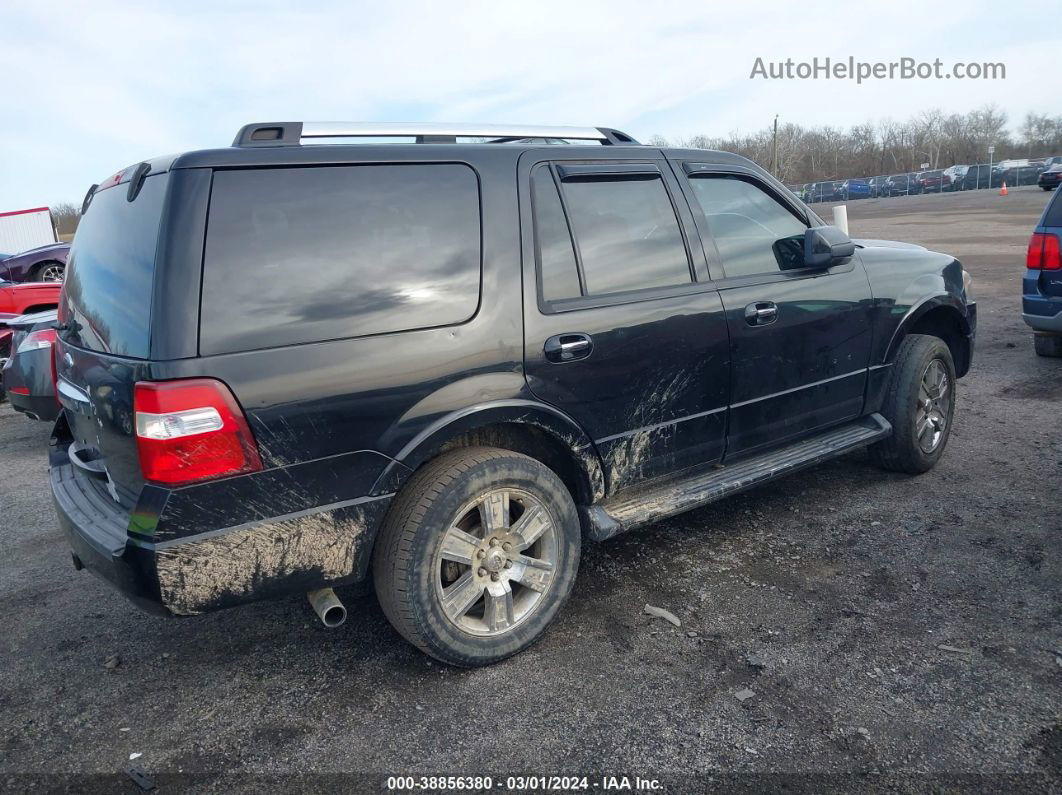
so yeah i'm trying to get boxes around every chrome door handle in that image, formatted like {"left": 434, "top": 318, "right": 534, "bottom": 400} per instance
{"left": 544, "top": 333, "right": 593, "bottom": 363}
{"left": 744, "top": 302, "right": 778, "bottom": 326}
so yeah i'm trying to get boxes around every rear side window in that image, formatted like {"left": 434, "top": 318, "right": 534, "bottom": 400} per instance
{"left": 60, "top": 174, "right": 169, "bottom": 358}
{"left": 200, "top": 164, "right": 481, "bottom": 354}
{"left": 688, "top": 175, "right": 806, "bottom": 278}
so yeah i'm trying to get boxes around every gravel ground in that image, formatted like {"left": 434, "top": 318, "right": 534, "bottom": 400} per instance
{"left": 1, "top": 186, "right": 1059, "bottom": 793}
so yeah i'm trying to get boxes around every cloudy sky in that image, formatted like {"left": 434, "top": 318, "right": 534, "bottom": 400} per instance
{"left": 1, "top": 0, "right": 1054, "bottom": 208}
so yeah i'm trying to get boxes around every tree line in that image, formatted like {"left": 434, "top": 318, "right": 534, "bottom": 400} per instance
{"left": 648, "top": 106, "right": 1062, "bottom": 185}
{"left": 47, "top": 106, "right": 1062, "bottom": 233}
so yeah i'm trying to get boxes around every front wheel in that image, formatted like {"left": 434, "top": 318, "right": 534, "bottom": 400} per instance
{"left": 871, "top": 334, "right": 957, "bottom": 474}
{"left": 373, "top": 447, "right": 581, "bottom": 666}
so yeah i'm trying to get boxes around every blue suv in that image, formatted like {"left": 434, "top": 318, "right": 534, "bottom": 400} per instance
{"left": 1024, "top": 187, "right": 1062, "bottom": 356}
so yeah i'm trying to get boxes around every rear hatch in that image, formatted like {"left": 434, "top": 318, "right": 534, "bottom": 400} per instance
{"left": 55, "top": 170, "right": 171, "bottom": 507}
{"left": 1036, "top": 189, "right": 1062, "bottom": 300}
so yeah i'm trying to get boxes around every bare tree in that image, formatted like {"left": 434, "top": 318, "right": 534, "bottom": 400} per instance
{"left": 648, "top": 104, "right": 1047, "bottom": 185}
{"left": 51, "top": 202, "right": 80, "bottom": 237}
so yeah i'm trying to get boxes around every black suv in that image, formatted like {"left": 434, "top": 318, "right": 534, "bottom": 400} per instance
{"left": 51, "top": 122, "right": 976, "bottom": 666}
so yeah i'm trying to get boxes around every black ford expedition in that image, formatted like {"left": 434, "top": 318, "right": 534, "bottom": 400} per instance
{"left": 51, "top": 122, "right": 976, "bottom": 666}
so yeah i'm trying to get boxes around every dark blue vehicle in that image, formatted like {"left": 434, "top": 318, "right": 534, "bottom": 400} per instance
{"left": 50, "top": 122, "right": 977, "bottom": 666}
{"left": 841, "top": 179, "right": 871, "bottom": 200}
{"left": 1023, "top": 187, "right": 1062, "bottom": 356}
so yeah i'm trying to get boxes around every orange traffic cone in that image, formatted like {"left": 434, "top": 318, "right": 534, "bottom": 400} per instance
{"left": 1000, "top": 181, "right": 1008, "bottom": 196}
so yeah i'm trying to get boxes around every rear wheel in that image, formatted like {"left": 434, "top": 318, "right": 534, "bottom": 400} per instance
{"left": 1034, "top": 333, "right": 1062, "bottom": 357}
{"left": 871, "top": 334, "right": 957, "bottom": 474}
{"left": 373, "top": 447, "right": 580, "bottom": 666}
{"left": 33, "top": 261, "right": 64, "bottom": 282}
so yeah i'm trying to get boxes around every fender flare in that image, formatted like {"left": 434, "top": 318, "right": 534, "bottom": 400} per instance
{"left": 883, "top": 293, "right": 972, "bottom": 365}
{"left": 371, "top": 399, "right": 606, "bottom": 503}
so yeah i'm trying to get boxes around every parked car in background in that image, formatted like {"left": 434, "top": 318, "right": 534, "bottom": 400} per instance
{"left": 0, "top": 280, "right": 62, "bottom": 366}
{"left": 1039, "top": 164, "right": 1062, "bottom": 191}
{"left": 50, "top": 120, "right": 975, "bottom": 666}
{"left": 867, "top": 176, "right": 889, "bottom": 198}
{"left": 806, "top": 181, "right": 844, "bottom": 202}
{"left": 1024, "top": 184, "right": 1062, "bottom": 356}
{"left": 0, "top": 242, "right": 69, "bottom": 283}
{"left": 993, "top": 159, "right": 1041, "bottom": 187}
{"left": 882, "top": 174, "right": 912, "bottom": 197}
{"left": 840, "top": 178, "right": 871, "bottom": 200}
{"left": 914, "top": 170, "right": 945, "bottom": 193}
{"left": 942, "top": 165, "right": 969, "bottom": 191}
{"left": 0, "top": 309, "right": 59, "bottom": 421}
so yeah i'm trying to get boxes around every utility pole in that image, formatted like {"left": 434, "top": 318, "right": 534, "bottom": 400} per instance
{"left": 770, "top": 114, "right": 779, "bottom": 175}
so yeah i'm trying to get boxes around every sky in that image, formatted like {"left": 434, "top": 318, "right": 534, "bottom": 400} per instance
{"left": 1, "top": 0, "right": 1056, "bottom": 209}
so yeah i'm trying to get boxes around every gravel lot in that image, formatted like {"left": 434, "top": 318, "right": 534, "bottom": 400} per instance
{"left": 1, "top": 187, "right": 1059, "bottom": 792}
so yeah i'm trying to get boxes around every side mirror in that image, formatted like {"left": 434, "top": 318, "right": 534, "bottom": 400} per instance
{"left": 804, "top": 225, "right": 855, "bottom": 268}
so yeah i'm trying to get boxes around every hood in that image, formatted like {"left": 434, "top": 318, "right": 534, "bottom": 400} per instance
{"left": 855, "top": 238, "right": 927, "bottom": 251}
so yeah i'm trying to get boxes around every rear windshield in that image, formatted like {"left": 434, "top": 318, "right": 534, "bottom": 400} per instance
{"left": 1044, "top": 189, "right": 1062, "bottom": 228}
{"left": 60, "top": 174, "right": 168, "bottom": 358}
{"left": 199, "top": 163, "right": 481, "bottom": 355}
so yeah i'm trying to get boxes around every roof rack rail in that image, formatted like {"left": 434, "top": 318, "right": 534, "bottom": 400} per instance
{"left": 232, "top": 122, "right": 639, "bottom": 147}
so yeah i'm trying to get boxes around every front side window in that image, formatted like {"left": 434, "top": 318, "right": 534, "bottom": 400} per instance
{"left": 688, "top": 175, "right": 807, "bottom": 278}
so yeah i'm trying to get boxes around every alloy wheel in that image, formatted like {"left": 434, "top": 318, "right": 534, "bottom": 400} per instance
{"left": 433, "top": 488, "right": 558, "bottom": 637}
{"left": 38, "top": 264, "right": 64, "bottom": 282}
{"left": 916, "top": 358, "right": 951, "bottom": 453}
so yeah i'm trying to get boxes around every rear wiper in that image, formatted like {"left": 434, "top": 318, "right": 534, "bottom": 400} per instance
{"left": 54, "top": 320, "right": 80, "bottom": 339}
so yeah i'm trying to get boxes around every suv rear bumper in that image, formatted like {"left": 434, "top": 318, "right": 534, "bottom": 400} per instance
{"left": 1022, "top": 308, "right": 1062, "bottom": 333}
{"left": 50, "top": 447, "right": 394, "bottom": 617}
{"left": 50, "top": 458, "right": 169, "bottom": 615}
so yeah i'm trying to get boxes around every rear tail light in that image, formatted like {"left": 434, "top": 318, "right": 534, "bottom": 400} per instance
{"left": 1026, "top": 233, "right": 1062, "bottom": 270}
{"left": 133, "top": 379, "right": 263, "bottom": 486}
{"left": 16, "top": 328, "right": 57, "bottom": 354}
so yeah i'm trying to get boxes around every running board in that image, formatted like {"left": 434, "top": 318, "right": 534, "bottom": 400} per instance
{"left": 581, "top": 414, "right": 891, "bottom": 542}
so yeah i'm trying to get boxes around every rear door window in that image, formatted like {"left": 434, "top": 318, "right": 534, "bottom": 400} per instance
{"left": 558, "top": 171, "right": 691, "bottom": 297}
{"left": 200, "top": 164, "right": 481, "bottom": 355}
{"left": 531, "top": 165, "right": 583, "bottom": 302}
{"left": 60, "top": 174, "right": 169, "bottom": 358}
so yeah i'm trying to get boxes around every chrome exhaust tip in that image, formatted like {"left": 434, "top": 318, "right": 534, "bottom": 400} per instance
{"left": 306, "top": 588, "right": 347, "bottom": 628}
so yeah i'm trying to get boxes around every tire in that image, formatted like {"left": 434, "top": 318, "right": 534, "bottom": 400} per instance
{"left": 33, "top": 261, "right": 64, "bottom": 282}
{"left": 373, "top": 446, "right": 581, "bottom": 666}
{"left": 1034, "top": 333, "right": 1062, "bottom": 357}
{"left": 870, "top": 334, "right": 957, "bottom": 474}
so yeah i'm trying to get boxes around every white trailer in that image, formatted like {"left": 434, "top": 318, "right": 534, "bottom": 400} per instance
{"left": 0, "top": 207, "right": 57, "bottom": 254}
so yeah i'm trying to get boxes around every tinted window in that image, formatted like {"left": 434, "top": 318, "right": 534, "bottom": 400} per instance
{"left": 531, "top": 166, "right": 582, "bottom": 302}
{"left": 60, "top": 174, "right": 169, "bottom": 358}
{"left": 1045, "top": 188, "right": 1062, "bottom": 228}
{"left": 201, "top": 164, "right": 481, "bottom": 354}
{"left": 689, "top": 175, "right": 807, "bottom": 278}
{"left": 561, "top": 175, "right": 690, "bottom": 295}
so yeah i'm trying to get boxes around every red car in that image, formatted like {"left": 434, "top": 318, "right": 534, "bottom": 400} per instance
{"left": 0, "top": 281, "right": 62, "bottom": 364}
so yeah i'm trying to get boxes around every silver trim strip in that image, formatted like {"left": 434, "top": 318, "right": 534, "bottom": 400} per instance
{"left": 300, "top": 122, "right": 608, "bottom": 141}
{"left": 150, "top": 493, "right": 393, "bottom": 550}
{"left": 730, "top": 369, "right": 866, "bottom": 409}
{"left": 595, "top": 405, "right": 727, "bottom": 446}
